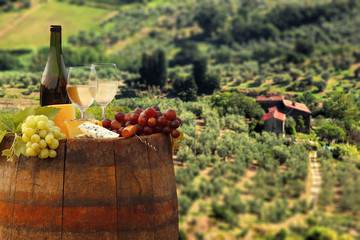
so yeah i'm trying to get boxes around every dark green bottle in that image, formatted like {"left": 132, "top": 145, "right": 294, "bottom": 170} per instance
{"left": 40, "top": 25, "right": 70, "bottom": 106}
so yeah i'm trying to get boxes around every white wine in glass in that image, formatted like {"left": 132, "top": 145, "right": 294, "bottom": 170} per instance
{"left": 66, "top": 66, "right": 97, "bottom": 119}
{"left": 91, "top": 63, "right": 119, "bottom": 119}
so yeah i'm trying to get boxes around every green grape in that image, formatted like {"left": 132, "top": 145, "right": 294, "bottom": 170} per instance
{"left": 49, "top": 149, "right": 57, "bottom": 158}
{"left": 22, "top": 134, "right": 30, "bottom": 143}
{"left": 53, "top": 126, "right": 61, "bottom": 132}
{"left": 31, "top": 142, "right": 40, "bottom": 152}
{"left": 26, "top": 147, "right": 37, "bottom": 157}
{"left": 26, "top": 142, "right": 32, "bottom": 148}
{"left": 47, "top": 123, "right": 54, "bottom": 133}
{"left": 37, "top": 121, "right": 47, "bottom": 130}
{"left": 24, "top": 128, "right": 35, "bottom": 137}
{"left": 45, "top": 134, "right": 54, "bottom": 144}
{"left": 49, "top": 139, "right": 59, "bottom": 149}
{"left": 31, "top": 134, "right": 41, "bottom": 143}
{"left": 25, "top": 116, "right": 36, "bottom": 128}
{"left": 39, "top": 139, "right": 47, "bottom": 149}
{"left": 40, "top": 115, "right": 48, "bottom": 122}
{"left": 39, "top": 148, "right": 49, "bottom": 159}
{"left": 48, "top": 120, "right": 55, "bottom": 126}
{"left": 53, "top": 130, "right": 61, "bottom": 139}
{"left": 59, "top": 133, "right": 67, "bottom": 140}
{"left": 21, "top": 123, "right": 27, "bottom": 133}
{"left": 39, "top": 129, "right": 47, "bottom": 138}
{"left": 34, "top": 115, "right": 42, "bottom": 123}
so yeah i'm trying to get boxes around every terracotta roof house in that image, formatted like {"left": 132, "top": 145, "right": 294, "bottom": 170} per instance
{"left": 256, "top": 96, "right": 312, "bottom": 134}
{"left": 263, "top": 107, "right": 286, "bottom": 135}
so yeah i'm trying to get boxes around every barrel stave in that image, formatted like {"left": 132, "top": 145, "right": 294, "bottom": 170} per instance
{"left": 114, "top": 136, "right": 155, "bottom": 240}
{"left": 63, "top": 139, "right": 117, "bottom": 239}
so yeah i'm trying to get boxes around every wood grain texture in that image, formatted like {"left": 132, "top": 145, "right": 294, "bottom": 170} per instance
{"left": 0, "top": 134, "right": 178, "bottom": 240}
{"left": 63, "top": 138, "right": 117, "bottom": 239}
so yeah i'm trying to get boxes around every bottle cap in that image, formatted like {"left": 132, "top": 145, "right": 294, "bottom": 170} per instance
{"left": 50, "top": 25, "right": 61, "bottom": 32}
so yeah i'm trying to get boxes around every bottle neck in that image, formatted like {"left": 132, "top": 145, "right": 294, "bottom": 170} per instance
{"left": 49, "top": 31, "right": 62, "bottom": 56}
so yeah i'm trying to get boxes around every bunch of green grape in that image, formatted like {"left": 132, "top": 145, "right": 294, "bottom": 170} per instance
{"left": 21, "top": 115, "right": 67, "bottom": 159}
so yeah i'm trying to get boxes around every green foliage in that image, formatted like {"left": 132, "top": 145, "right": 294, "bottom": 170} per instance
{"left": 285, "top": 117, "right": 296, "bottom": 135}
{"left": 322, "top": 92, "right": 360, "bottom": 130}
{"left": 139, "top": 48, "right": 167, "bottom": 89}
{"left": 306, "top": 226, "right": 338, "bottom": 240}
{"left": 178, "top": 195, "right": 192, "bottom": 216}
{"left": 172, "top": 42, "right": 199, "bottom": 66}
{"left": 173, "top": 75, "right": 198, "bottom": 102}
{"left": 0, "top": 52, "right": 21, "bottom": 70}
{"left": 211, "top": 202, "right": 238, "bottom": 228}
{"left": 274, "top": 228, "right": 287, "bottom": 240}
{"left": 194, "top": 1, "right": 226, "bottom": 38}
{"left": 316, "top": 124, "right": 346, "bottom": 143}
{"left": 210, "top": 92, "right": 264, "bottom": 119}
{"left": 223, "top": 189, "right": 246, "bottom": 214}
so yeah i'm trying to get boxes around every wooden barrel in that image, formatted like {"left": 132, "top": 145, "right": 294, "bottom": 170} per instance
{"left": 0, "top": 133, "right": 178, "bottom": 240}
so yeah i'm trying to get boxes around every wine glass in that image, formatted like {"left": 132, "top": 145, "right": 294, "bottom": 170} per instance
{"left": 66, "top": 66, "right": 97, "bottom": 119}
{"left": 91, "top": 63, "right": 119, "bottom": 120}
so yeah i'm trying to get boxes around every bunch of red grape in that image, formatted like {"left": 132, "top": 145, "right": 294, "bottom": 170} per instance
{"left": 102, "top": 106, "right": 181, "bottom": 138}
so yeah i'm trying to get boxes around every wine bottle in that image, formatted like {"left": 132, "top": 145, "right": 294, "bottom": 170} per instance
{"left": 40, "top": 25, "right": 70, "bottom": 106}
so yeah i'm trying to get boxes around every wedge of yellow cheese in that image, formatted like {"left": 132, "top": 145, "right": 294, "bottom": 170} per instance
{"left": 65, "top": 119, "right": 102, "bottom": 138}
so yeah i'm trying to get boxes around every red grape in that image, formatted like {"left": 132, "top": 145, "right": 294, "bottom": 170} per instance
{"left": 118, "top": 127, "right": 124, "bottom": 135}
{"left": 152, "top": 105, "right": 161, "bottom": 111}
{"left": 131, "top": 113, "right": 139, "bottom": 124}
{"left": 175, "top": 117, "right": 182, "bottom": 126}
{"left": 110, "top": 120, "right": 122, "bottom": 130}
{"left": 164, "top": 109, "right": 176, "bottom": 121}
{"left": 135, "top": 124, "right": 143, "bottom": 135}
{"left": 162, "top": 125, "right": 171, "bottom": 134}
{"left": 143, "top": 126, "right": 153, "bottom": 135}
{"left": 171, "top": 129, "right": 180, "bottom": 138}
{"left": 171, "top": 119, "right": 180, "bottom": 129}
{"left": 157, "top": 116, "right": 167, "bottom": 127}
{"left": 115, "top": 112, "right": 125, "bottom": 122}
{"left": 134, "top": 108, "right": 143, "bottom": 115}
{"left": 154, "top": 126, "right": 162, "bottom": 133}
{"left": 138, "top": 116, "right": 148, "bottom": 127}
{"left": 125, "top": 121, "right": 132, "bottom": 127}
{"left": 140, "top": 111, "right": 147, "bottom": 118}
{"left": 145, "top": 107, "right": 157, "bottom": 118}
{"left": 156, "top": 111, "right": 162, "bottom": 118}
{"left": 148, "top": 117, "right": 157, "bottom": 127}
{"left": 124, "top": 113, "right": 132, "bottom": 122}
{"left": 102, "top": 119, "right": 111, "bottom": 129}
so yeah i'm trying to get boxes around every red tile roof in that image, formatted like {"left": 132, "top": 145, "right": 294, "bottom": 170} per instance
{"left": 268, "top": 106, "right": 278, "bottom": 113}
{"left": 256, "top": 96, "right": 284, "bottom": 101}
{"left": 282, "top": 100, "right": 311, "bottom": 114}
{"left": 263, "top": 110, "right": 286, "bottom": 121}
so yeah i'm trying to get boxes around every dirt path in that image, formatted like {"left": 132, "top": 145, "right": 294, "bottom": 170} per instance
{"left": 0, "top": 3, "right": 44, "bottom": 38}
{"left": 309, "top": 150, "right": 321, "bottom": 209}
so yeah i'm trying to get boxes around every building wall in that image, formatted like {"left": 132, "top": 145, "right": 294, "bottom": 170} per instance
{"left": 264, "top": 118, "right": 284, "bottom": 135}
{"left": 258, "top": 101, "right": 311, "bottom": 134}
{"left": 281, "top": 108, "right": 311, "bottom": 134}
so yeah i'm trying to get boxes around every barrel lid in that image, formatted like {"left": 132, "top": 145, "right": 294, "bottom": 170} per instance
{"left": 50, "top": 25, "right": 61, "bottom": 32}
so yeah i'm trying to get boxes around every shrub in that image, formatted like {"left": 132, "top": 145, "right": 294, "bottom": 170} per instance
{"left": 306, "top": 226, "right": 338, "bottom": 240}
{"left": 181, "top": 184, "right": 200, "bottom": 201}
{"left": 178, "top": 195, "right": 193, "bottom": 216}
{"left": 211, "top": 203, "right": 238, "bottom": 228}
{"left": 179, "top": 228, "right": 187, "bottom": 240}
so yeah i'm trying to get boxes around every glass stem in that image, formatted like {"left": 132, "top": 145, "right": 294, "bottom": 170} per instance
{"left": 80, "top": 110, "right": 85, "bottom": 120}
{"left": 101, "top": 105, "right": 106, "bottom": 120}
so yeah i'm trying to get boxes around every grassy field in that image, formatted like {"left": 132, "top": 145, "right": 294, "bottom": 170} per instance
{"left": 0, "top": 1, "right": 115, "bottom": 49}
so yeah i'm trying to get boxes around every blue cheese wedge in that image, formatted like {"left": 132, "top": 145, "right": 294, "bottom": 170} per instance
{"left": 78, "top": 122, "right": 119, "bottom": 139}
{"left": 73, "top": 133, "right": 89, "bottom": 139}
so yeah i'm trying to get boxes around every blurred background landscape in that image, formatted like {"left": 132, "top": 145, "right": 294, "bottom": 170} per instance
{"left": 1, "top": 0, "right": 360, "bottom": 239}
